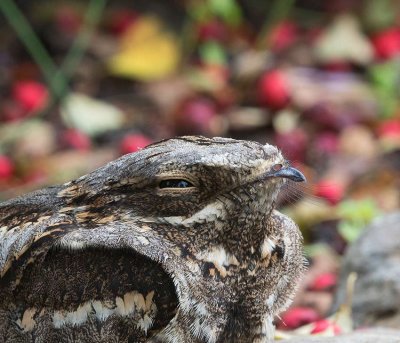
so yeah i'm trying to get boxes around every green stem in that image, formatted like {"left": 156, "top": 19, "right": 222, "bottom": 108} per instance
{"left": 55, "top": 0, "right": 108, "bottom": 103}
{"left": 0, "top": 0, "right": 107, "bottom": 110}
{"left": 0, "top": 0, "right": 67, "bottom": 99}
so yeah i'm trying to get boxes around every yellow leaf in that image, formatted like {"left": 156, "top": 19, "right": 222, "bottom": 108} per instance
{"left": 108, "top": 16, "right": 180, "bottom": 81}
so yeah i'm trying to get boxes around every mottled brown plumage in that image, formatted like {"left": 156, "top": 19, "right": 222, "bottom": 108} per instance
{"left": 0, "top": 136, "right": 306, "bottom": 343}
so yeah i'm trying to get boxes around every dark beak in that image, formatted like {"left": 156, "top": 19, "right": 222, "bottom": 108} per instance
{"left": 273, "top": 166, "right": 306, "bottom": 182}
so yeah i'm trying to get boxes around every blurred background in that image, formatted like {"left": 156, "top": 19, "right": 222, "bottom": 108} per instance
{"left": 0, "top": 0, "right": 400, "bottom": 339}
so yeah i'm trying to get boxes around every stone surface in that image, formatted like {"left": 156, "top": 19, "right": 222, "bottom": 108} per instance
{"left": 279, "top": 328, "right": 400, "bottom": 343}
{"left": 333, "top": 212, "right": 400, "bottom": 328}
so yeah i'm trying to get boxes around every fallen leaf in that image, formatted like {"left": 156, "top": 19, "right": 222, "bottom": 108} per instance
{"left": 108, "top": 16, "right": 180, "bottom": 81}
{"left": 314, "top": 14, "right": 373, "bottom": 65}
{"left": 61, "top": 93, "right": 125, "bottom": 136}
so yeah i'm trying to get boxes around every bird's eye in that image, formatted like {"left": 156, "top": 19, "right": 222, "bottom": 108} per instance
{"left": 272, "top": 163, "right": 283, "bottom": 171}
{"left": 159, "top": 179, "right": 194, "bottom": 189}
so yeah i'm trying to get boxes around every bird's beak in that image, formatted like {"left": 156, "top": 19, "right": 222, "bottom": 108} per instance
{"left": 273, "top": 166, "right": 306, "bottom": 182}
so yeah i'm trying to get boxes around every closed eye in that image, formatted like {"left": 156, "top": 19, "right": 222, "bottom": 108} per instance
{"left": 159, "top": 179, "right": 194, "bottom": 189}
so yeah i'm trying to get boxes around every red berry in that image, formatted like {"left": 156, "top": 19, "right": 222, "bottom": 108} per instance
{"left": 378, "top": 119, "right": 400, "bottom": 138}
{"left": 311, "top": 319, "right": 330, "bottom": 334}
{"left": 258, "top": 70, "right": 290, "bottom": 110}
{"left": 314, "top": 180, "right": 344, "bottom": 205}
{"left": 279, "top": 307, "right": 320, "bottom": 330}
{"left": 269, "top": 21, "right": 298, "bottom": 52}
{"left": 310, "top": 272, "right": 337, "bottom": 291}
{"left": 12, "top": 81, "right": 48, "bottom": 113}
{"left": 333, "top": 323, "right": 341, "bottom": 335}
{"left": 371, "top": 28, "right": 400, "bottom": 60}
{"left": 120, "top": 134, "right": 152, "bottom": 155}
{"left": 311, "top": 319, "right": 341, "bottom": 335}
{"left": 0, "top": 155, "right": 14, "bottom": 180}
{"left": 61, "top": 129, "right": 91, "bottom": 150}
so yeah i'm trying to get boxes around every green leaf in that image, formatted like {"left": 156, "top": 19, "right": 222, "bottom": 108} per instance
{"left": 199, "top": 41, "right": 227, "bottom": 65}
{"left": 338, "top": 221, "right": 364, "bottom": 243}
{"left": 363, "top": 0, "right": 396, "bottom": 31}
{"left": 337, "top": 199, "right": 381, "bottom": 242}
{"left": 187, "top": 2, "right": 211, "bottom": 22}
{"left": 208, "top": 0, "right": 242, "bottom": 26}
{"left": 369, "top": 61, "right": 399, "bottom": 91}
{"left": 369, "top": 60, "right": 400, "bottom": 118}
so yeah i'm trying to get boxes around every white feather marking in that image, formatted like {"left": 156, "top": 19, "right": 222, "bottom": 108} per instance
{"left": 261, "top": 238, "right": 276, "bottom": 259}
{"left": 137, "top": 236, "right": 150, "bottom": 245}
{"left": 115, "top": 296, "right": 127, "bottom": 315}
{"left": 52, "top": 312, "right": 66, "bottom": 328}
{"left": 0, "top": 226, "right": 8, "bottom": 239}
{"left": 53, "top": 303, "right": 91, "bottom": 328}
{"left": 194, "top": 302, "right": 208, "bottom": 316}
{"left": 156, "top": 200, "right": 226, "bottom": 226}
{"left": 191, "top": 318, "right": 203, "bottom": 339}
{"left": 92, "top": 300, "right": 114, "bottom": 320}
{"left": 190, "top": 318, "right": 217, "bottom": 343}
{"left": 196, "top": 246, "right": 239, "bottom": 277}
{"left": 183, "top": 201, "right": 225, "bottom": 225}
{"left": 66, "top": 303, "right": 92, "bottom": 326}
{"left": 52, "top": 291, "right": 156, "bottom": 329}
{"left": 154, "top": 316, "right": 186, "bottom": 343}
{"left": 202, "top": 325, "right": 217, "bottom": 343}
{"left": 266, "top": 294, "right": 276, "bottom": 309}
{"left": 16, "top": 308, "right": 36, "bottom": 332}
{"left": 57, "top": 232, "right": 86, "bottom": 250}
{"left": 261, "top": 316, "right": 275, "bottom": 342}
{"left": 277, "top": 275, "right": 288, "bottom": 290}
{"left": 64, "top": 240, "right": 86, "bottom": 250}
{"left": 158, "top": 216, "right": 184, "bottom": 225}
{"left": 137, "top": 313, "right": 155, "bottom": 333}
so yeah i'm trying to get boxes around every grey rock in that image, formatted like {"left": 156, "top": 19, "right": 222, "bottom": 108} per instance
{"left": 333, "top": 212, "right": 400, "bottom": 328}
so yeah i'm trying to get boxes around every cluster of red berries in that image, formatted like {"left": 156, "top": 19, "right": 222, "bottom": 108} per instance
{"left": 278, "top": 272, "right": 339, "bottom": 334}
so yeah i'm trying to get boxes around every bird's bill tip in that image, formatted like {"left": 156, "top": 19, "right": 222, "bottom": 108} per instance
{"left": 273, "top": 166, "right": 306, "bottom": 182}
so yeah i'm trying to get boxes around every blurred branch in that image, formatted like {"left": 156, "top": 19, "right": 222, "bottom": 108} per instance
{"left": 0, "top": 0, "right": 68, "bottom": 99}
{"left": 55, "top": 0, "right": 108, "bottom": 103}
{"left": 0, "top": 0, "right": 107, "bottom": 111}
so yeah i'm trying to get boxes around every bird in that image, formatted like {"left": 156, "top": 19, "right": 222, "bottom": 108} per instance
{"left": 0, "top": 136, "right": 306, "bottom": 343}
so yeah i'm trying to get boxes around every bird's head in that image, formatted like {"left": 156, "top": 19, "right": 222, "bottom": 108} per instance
{"left": 61, "top": 136, "right": 305, "bottom": 232}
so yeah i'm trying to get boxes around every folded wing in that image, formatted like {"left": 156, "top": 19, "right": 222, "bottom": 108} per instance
{"left": 0, "top": 189, "right": 178, "bottom": 343}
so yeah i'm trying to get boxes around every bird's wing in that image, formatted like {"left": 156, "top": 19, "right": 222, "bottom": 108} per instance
{"left": 0, "top": 200, "right": 178, "bottom": 342}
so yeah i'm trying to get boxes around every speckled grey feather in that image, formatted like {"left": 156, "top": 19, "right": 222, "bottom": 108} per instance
{"left": 0, "top": 136, "right": 306, "bottom": 343}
